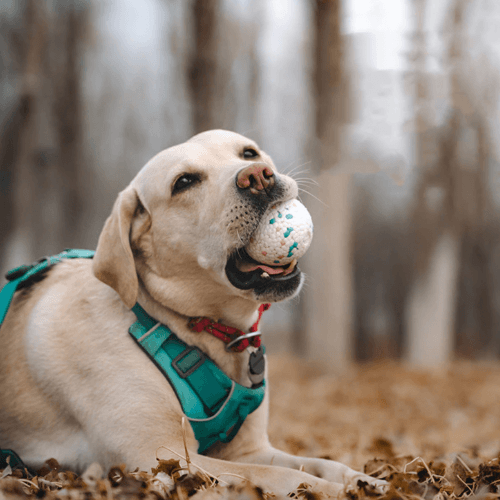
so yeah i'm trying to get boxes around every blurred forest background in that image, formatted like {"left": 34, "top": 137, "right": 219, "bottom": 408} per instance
{"left": 1, "top": 0, "right": 500, "bottom": 368}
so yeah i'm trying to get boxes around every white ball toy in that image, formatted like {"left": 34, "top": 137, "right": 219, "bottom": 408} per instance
{"left": 246, "top": 199, "right": 313, "bottom": 266}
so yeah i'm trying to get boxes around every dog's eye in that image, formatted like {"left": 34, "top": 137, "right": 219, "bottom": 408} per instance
{"left": 243, "top": 148, "right": 259, "bottom": 159}
{"left": 172, "top": 173, "right": 200, "bottom": 195}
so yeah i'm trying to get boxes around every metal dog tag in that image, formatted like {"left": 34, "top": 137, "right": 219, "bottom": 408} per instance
{"left": 247, "top": 346, "right": 265, "bottom": 385}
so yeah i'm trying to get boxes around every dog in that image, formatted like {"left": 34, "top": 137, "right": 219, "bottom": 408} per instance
{"left": 0, "top": 130, "right": 386, "bottom": 497}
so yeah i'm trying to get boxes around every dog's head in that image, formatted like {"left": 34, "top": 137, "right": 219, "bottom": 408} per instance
{"left": 93, "top": 130, "right": 303, "bottom": 318}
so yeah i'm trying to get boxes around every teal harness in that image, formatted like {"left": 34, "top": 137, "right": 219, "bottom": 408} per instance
{"left": 0, "top": 250, "right": 265, "bottom": 458}
{"left": 129, "top": 303, "right": 265, "bottom": 453}
{"left": 0, "top": 249, "right": 96, "bottom": 325}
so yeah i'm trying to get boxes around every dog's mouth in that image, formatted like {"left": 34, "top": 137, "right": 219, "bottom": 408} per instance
{"left": 225, "top": 248, "right": 301, "bottom": 291}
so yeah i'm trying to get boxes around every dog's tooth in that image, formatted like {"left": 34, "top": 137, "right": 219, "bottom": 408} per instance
{"left": 282, "top": 259, "right": 298, "bottom": 276}
{"left": 261, "top": 272, "right": 270, "bottom": 278}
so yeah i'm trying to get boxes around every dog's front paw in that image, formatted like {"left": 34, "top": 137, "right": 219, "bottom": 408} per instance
{"left": 290, "top": 480, "right": 345, "bottom": 499}
{"left": 348, "top": 474, "right": 389, "bottom": 495}
{"left": 283, "top": 474, "right": 346, "bottom": 500}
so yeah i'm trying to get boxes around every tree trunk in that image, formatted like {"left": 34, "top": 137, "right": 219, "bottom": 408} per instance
{"left": 1, "top": 0, "right": 89, "bottom": 273}
{"left": 51, "top": 2, "right": 87, "bottom": 248}
{"left": 188, "top": 0, "right": 220, "bottom": 133}
{"left": 406, "top": 0, "right": 473, "bottom": 365}
{"left": 305, "top": 170, "right": 353, "bottom": 369}
{"left": 0, "top": 98, "right": 30, "bottom": 269}
{"left": 5, "top": 0, "right": 46, "bottom": 268}
{"left": 304, "top": 0, "right": 353, "bottom": 369}
{"left": 407, "top": 231, "right": 460, "bottom": 365}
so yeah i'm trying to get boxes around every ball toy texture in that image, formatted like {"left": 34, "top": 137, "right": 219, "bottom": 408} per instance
{"left": 246, "top": 199, "right": 313, "bottom": 267}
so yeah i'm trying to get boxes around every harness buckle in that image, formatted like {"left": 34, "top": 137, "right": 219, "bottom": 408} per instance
{"left": 172, "top": 346, "right": 205, "bottom": 378}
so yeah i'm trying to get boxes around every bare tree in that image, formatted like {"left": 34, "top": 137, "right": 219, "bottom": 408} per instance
{"left": 50, "top": 1, "right": 88, "bottom": 248}
{"left": 188, "top": 0, "right": 220, "bottom": 133}
{"left": 406, "top": 0, "right": 495, "bottom": 363}
{"left": 1, "top": 0, "right": 89, "bottom": 273}
{"left": 304, "top": 0, "right": 354, "bottom": 369}
{"left": 0, "top": 2, "right": 31, "bottom": 266}
{"left": 7, "top": 0, "right": 47, "bottom": 265}
{"left": 187, "top": 0, "right": 262, "bottom": 137}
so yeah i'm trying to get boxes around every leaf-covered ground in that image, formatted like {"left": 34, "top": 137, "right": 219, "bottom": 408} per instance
{"left": 2, "top": 357, "right": 500, "bottom": 499}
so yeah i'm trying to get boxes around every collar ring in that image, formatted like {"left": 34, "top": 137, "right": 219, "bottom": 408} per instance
{"left": 225, "top": 331, "right": 261, "bottom": 352}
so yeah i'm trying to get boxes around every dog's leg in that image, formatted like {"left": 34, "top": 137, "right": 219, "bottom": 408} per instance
{"left": 231, "top": 446, "right": 388, "bottom": 492}
{"left": 155, "top": 449, "right": 346, "bottom": 498}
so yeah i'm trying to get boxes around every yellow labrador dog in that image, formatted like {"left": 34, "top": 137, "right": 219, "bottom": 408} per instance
{"left": 0, "top": 130, "right": 384, "bottom": 497}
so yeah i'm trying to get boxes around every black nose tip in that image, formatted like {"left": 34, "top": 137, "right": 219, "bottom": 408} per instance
{"left": 236, "top": 163, "right": 275, "bottom": 195}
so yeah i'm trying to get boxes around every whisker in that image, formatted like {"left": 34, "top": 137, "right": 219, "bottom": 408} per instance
{"left": 293, "top": 175, "right": 317, "bottom": 180}
{"left": 285, "top": 166, "right": 313, "bottom": 179}
{"left": 296, "top": 183, "right": 320, "bottom": 191}
{"left": 282, "top": 157, "right": 310, "bottom": 173}
{"left": 282, "top": 158, "right": 300, "bottom": 171}
{"left": 296, "top": 183, "right": 320, "bottom": 190}
{"left": 235, "top": 230, "right": 245, "bottom": 250}
{"left": 238, "top": 231, "right": 245, "bottom": 246}
{"left": 298, "top": 188, "right": 330, "bottom": 208}
{"left": 283, "top": 161, "right": 312, "bottom": 177}
{"left": 285, "top": 170, "right": 315, "bottom": 182}
{"left": 294, "top": 178, "right": 320, "bottom": 186}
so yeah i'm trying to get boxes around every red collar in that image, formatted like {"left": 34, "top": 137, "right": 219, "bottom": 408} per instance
{"left": 189, "top": 303, "right": 271, "bottom": 352}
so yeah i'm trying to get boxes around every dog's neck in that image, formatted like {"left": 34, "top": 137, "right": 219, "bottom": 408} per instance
{"left": 136, "top": 287, "right": 260, "bottom": 334}
{"left": 134, "top": 287, "right": 260, "bottom": 388}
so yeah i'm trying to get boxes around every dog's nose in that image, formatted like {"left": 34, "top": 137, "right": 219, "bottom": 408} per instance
{"left": 236, "top": 163, "right": 275, "bottom": 194}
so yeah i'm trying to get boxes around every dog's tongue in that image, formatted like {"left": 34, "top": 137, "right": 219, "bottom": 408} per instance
{"left": 236, "top": 259, "right": 298, "bottom": 276}
{"left": 237, "top": 261, "right": 285, "bottom": 275}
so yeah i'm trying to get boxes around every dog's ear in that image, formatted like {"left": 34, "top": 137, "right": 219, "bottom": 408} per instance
{"left": 93, "top": 186, "right": 142, "bottom": 309}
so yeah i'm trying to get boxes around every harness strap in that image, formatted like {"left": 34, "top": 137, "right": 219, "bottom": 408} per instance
{"left": 0, "top": 448, "right": 33, "bottom": 476}
{"left": 129, "top": 303, "right": 266, "bottom": 454}
{"left": 129, "top": 306, "right": 232, "bottom": 417}
{"left": 0, "top": 249, "right": 95, "bottom": 327}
